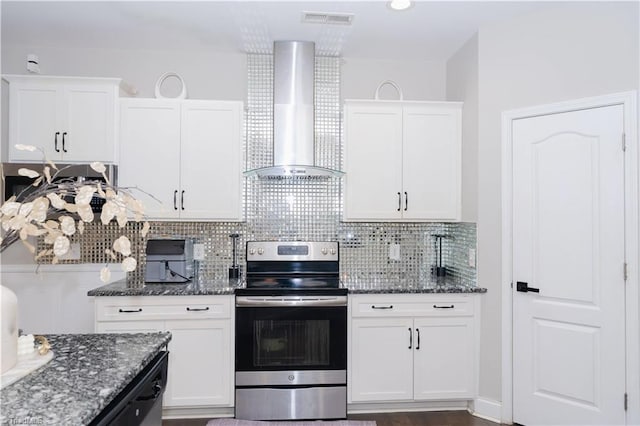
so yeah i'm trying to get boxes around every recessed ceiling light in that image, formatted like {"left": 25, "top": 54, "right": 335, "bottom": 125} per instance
{"left": 388, "top": 0, "right": 412, "bottom": 11}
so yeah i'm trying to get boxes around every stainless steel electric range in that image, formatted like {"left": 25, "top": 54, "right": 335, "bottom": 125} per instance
{"left": 234, "top": 241, "right": 347, "bottom": 421}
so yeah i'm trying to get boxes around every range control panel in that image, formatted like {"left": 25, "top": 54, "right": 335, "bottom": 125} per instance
{"left": 246, "top": 241, "right": 338, "bottom": 261}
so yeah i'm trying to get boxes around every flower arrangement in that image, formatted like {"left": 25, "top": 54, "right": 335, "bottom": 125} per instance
{"left": 0, "top": 144, "right": 149, "bottom": 282}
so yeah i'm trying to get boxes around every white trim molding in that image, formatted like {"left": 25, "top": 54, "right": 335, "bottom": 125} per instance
{"left": 501, "top": 91, "right": 639, "bottom": 425}
{"left": 471, "top": 397, "right": 502, "bottom": 423}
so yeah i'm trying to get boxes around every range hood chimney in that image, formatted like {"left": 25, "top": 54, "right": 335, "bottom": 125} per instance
{"left": 244, "top": 41, "right": 344, "bottom": 179}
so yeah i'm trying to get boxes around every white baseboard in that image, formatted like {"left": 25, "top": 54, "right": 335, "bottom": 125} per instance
{"left": 471, "top": 397, "right": 502, "bottom": 423}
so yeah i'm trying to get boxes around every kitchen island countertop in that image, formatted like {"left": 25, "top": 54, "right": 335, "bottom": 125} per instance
{"left": 0, "top": 332, "right": 171, "bottom": 425}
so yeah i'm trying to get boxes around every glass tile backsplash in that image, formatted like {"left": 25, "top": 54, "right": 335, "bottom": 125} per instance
{"left": 38, "top": 53, "right": 476, "bottom": 289}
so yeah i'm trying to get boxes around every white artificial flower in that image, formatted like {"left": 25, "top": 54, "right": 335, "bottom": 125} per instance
{"left": 100, "top": 266, "right": 111, "bottom": 283}
{"left": 90, "top": 162, "right": 106, "bottom": 174}
{"left": 47, "top": 193, "right": 66, "bottom": 209}
{"left": 18, "top": 202, "right": 33, "bottom": 217}
{"left": 77, "top": 204, "right": 94, "bottom": 223}
{"left": 1, "top": 201, "right": 21, "bottom": 216}
{"left": 44, "top": 229, "right": 62, "bottom": 245}
{"left": 43, "top": 166, "right": 52, "bottom": 184}
{"left": 75, "top": 185, "right": 96, "bottom": 206}
{"left": 28, "top": 197, "right": 49, "bottom": 223}
{"left": 53, "top": 235, "right": 70, "bottom": 257}
{"left": 64, "top": 202, "right": 78, "bottom": 213}
{"left": 7, "top": 215, "right": 26, "bottom": 230}
{"left": 77, "top": 221, "right": 85, "bottom": 234}
{"left": 141, "top": 222, "right": 150, "bottom": 238}
{"left": 18, "top": 168, "right": 39, "bottom": 179}
{"left": 59, "top": 216, "right": 76, "bottom": 236}
{"left": 100, "top": 201, "right": 118, "bottom": 225}
{"left": 113, "top": 235, "right": 132, "bottom": 256}
{"left": 121, "top": 257, "right": 137, "bottom": 272}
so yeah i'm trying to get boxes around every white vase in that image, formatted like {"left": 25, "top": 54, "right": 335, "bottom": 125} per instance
{"left": 1, "top": 285, "right": 18, "bottom": 374}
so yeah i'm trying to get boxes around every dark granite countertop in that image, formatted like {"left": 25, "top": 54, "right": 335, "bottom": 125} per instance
{"left": 0, "top": 332, "right": 171, "bottom": 426}
{"left": 348, "top": 286, "right": 487, "bottom": 294}
{"left": 87, "top": 279, "right": 238, "bottom": 296}
{"left": 88, "top": 279, "right": 485, "bottom": 296}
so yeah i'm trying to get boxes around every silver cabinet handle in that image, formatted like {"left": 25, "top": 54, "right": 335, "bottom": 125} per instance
{"left": 118, "top": 308, "right": 142, "bottom": 313}
{"left": 181, "top": 190, "right": 185, "bottom": 211}
{"left": 371, "top": 305, "right": 393, "bottom": 310}
{"left": 397, "top": 192, "right": 402, "bottom": 211}
{"left": 433, "top": 304, "right": 455, "bottom": 309}
{"left": 408, "top": 327, "right": 412, "bottom": 349}
{"left": 54, "top": 132, "right": 60, "bottom": 152}
{"left": 173, "top": 190, "right": 178, "bottom": 210}
{"left": 62, "top": 132, "right": 68, "bottom": 152}
{"left": 415, "top": 328, "right": 420, "bottom": 350}
{"left": 404, "top": 191, "right": 408, "bottom": 211}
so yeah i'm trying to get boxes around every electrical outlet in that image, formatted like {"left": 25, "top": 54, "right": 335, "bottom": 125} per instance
{"left": 389, "top": 243, "right": 401, "bottom": 261}
{"left": 193, "top": 244, "right": 205, "bottom": 261}
{"left": 59, "top": 243, "right": 81, "bottom": 260}
{"left": 468, "top": 248, "right": 476, "bottom": 268}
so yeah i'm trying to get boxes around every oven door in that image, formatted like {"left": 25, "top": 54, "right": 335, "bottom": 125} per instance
{"left": 235, "top": 296, "right": 347, "bottom": 372}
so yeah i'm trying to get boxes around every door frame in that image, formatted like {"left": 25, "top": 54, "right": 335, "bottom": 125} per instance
{"left": 500, "top": 91, "right": 639, "bottom": 424}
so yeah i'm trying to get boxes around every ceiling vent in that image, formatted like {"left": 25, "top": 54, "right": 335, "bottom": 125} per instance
{"left": 302, "top": 11, "right": 354, "bottom": 25}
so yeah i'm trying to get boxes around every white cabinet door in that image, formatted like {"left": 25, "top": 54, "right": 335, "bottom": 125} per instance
{"left": 180, "top": 101, "right": 243, "bottom": 220}
{"left": 402, "top": 105, "right": 461, "bottom": 220}
{"left": 344, "top": 101, "right": 403, "bottom": 221}
{"left": 5, "top": 76, "right": 118, "bottom": 163}
{"left": 8, "top": 82, "right": 62, "bottom": 161}
{"left": 412, "top": 316, "right": 474, "bottom": 400}
{"left": 119, "top": 99, "right": 181, "bottom": 219}
{"left": 344, "top": 100, "right": 461, "bottom": 221}
{"left": 119, "top": 98, "right": 243, "bottom": 221}
{"left": 350, "top": 317, "right": 414, "bottom": 402}
{"left": 164, "top": 319, "right": 233, "bottom": 408}
{"left": 62, "top": 84, "right": 116, "bottom": 163}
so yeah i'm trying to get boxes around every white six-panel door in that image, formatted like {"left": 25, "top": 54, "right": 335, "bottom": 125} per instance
{"left": 512, "top": 105, "right": 626, "bottom": 425}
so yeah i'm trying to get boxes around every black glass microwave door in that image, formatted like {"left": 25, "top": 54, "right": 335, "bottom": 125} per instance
{"left": 236, "top": 306, "right": 346, "bottom": 371}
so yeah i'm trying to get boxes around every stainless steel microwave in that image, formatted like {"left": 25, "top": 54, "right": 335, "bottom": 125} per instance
{"left": 1, "top": 162, "right": 117, "bottom": 212}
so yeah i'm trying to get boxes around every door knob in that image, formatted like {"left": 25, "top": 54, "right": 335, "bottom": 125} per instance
{"left": 516, "top": 281, "right": 539, "bottom": 293}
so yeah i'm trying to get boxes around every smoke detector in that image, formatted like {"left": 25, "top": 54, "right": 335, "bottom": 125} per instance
{"left": 302, "top": 11, "right": 354, "bottom": 25}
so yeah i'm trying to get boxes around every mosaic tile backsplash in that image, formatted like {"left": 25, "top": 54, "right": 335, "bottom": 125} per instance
{"left": 39, "top": 53, "right": 477, "bottom": 289}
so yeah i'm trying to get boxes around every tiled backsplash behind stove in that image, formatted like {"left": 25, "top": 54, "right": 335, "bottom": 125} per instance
{"left": 38, "top": 53, "right": 476, "bottom": 289}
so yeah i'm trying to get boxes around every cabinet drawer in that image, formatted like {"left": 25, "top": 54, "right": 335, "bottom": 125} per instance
{"left": 350, "top": 294, "right": 474, "bottom": 317}
{"left": 95, "top": 296, "right": 232, "bottom": 322}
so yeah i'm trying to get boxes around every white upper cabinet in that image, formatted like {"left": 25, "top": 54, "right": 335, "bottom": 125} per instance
{"left": 344, "top": 100, "right": 462, "bottom": 221}
{"left": 119, "top": 98, "right": 243, "bottom": 221}
{"left": 4, "top": 75, "right": 119, "bottom": 163}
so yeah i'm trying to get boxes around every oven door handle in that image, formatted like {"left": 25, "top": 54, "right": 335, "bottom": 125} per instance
{"left": 236, "top": 296, "right": 348, "bottom": 307}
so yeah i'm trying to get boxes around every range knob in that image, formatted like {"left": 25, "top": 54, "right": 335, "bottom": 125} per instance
{"left": 257, "top": 248, "right": 264, "bottom": 255}
{"left": 321, "top": 248, "right": 328, "bottom": 255}
{"left": 330, "top": 248, "right": 337, "bottom": 255}
{"left": 248, "top": 248, "right": 255, "bottom": 255}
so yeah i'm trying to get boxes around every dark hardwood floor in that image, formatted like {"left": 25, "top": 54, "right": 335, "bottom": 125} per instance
{"left": 163, "top": 411, "right": 500, "bottom": 426}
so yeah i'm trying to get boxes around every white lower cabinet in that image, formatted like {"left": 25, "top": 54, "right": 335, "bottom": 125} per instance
{"left": 349, "top": 294, "right": 478, "bottom": 404}
{"left": 94, "top": 296, "right": 234, "bottom": 411}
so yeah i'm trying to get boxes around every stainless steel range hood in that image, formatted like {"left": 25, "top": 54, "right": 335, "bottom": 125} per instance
{"left": 244, "top": 41, "right": 344, "bottom": 180}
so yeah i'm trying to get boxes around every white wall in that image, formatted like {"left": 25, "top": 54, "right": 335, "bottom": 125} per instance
{"left": 446, "top": 34, "right": 478, "bottom": 223}
{"left": 475, "top": 1, "right": 639, "bottom": 404}
{"left": 342, "top": 57, "right": 446, "bottom": 101}
{"left": 1, "top": 46, "right": 247, "bottom": 100}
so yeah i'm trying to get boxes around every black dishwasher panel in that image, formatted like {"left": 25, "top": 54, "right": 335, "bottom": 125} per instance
{"left": 90, "top": 351, "right": 169, "bottom": 426}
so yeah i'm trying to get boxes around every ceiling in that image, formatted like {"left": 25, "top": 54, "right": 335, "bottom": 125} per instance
{"left": 1, "top": 1, "right": 548, "bottom": 61}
